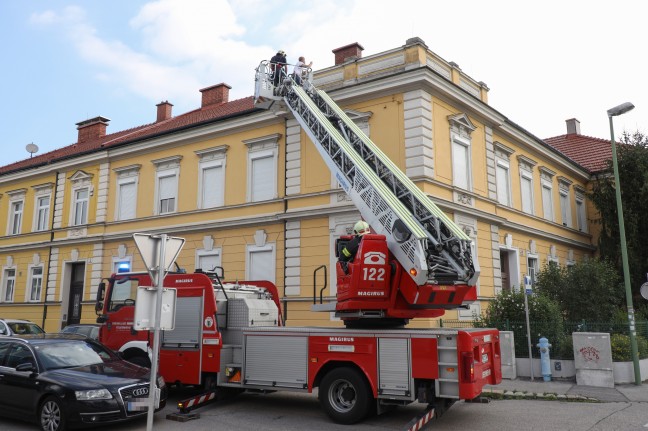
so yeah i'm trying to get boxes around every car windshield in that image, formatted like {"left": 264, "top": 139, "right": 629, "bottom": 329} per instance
{"left": 34, "top": 341, "right": 117, "bottom": 370}
{"left": 8, "top": 322, "right": 44, "bottom": 335}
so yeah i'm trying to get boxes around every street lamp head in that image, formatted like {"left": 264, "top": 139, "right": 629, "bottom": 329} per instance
{"left": 607, "top": 102, "right": 635, "bottom": 117}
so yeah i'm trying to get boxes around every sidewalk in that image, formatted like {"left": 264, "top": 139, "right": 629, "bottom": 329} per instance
{"left": 484, "top": 378, "right": 648, "bottom": 403}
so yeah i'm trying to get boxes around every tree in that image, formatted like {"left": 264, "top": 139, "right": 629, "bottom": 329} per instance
{"left": 590, "top": 131, "right": 648, "bottom": 302}
{"left": 535, "top": 259, "right": 623, "bottom": 322}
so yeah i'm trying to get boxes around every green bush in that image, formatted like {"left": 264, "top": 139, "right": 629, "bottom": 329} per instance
{"left": 610, "top": 334, "right": 648, "bottom": 361}
{"left": 481, "top": 290, "right": 563, "bottom": 358}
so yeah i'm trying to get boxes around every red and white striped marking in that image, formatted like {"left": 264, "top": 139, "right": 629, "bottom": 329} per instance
{"left": 181, "top": 392, "right": 216, "bottom": 410}
{"left": 404, "top": 407, "right": 435, "bottom": 431}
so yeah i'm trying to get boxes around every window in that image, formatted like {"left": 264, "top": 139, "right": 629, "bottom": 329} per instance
{"left": 158, "top": 174, "right": 177, "bottom": 214}
{"left": 496, "top": 160, "right": 511, "bottom": 205}
{"left": 117, "top": 179, "right": 137, "bottom": 220}
{"left": 200, "top": 162, "right": 224, "bottom": 208}
{"left": 28, "top": 266, "right": 43, "bottom": 302}
{"left": 541, "top": 181, "right": 554, "bottom": 221}
{"left": 152, "top": 156, "right": 182, "bottom": 215}
{"left": 520, "top": 172, "right": 534, "bottom": 214}
{"left": 197, "top": 251, "right": 221, "bottom": 272}
{"left": 9, "top": 200, "right": 23, "bottom": 235}
{"left": 2, "top": 268, "right": 16, "bottom": 302}
{"left": 247, "top": 245, "right": 275, "bottom": 283}
{"left": 560, "top": 190, "right": 571, "bottom": 227}
{"left": 73, "top": 188, "right": 89, "bottom": 225}
{"left": 244, "top": 135, "right": 279, "bottom": 203}
{"left": 527, "top": 256, "right": 539, "bottom": 285}
{"left": 452, "top": 136, "right": 471, "bottom": 190}
{"left": 576, "top": 195, "right": 587, "bottom": 232}
{"left": 35, "top": 196, "right": 50, "bottom": 231}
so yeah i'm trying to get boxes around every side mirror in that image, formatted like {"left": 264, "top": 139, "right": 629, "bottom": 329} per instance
{"left": 96, "top": 315, "right": 107, "bottom": 324}
{"left": 95, "top": 301, "right": 104, "bottom": 313}
{"left": 96, "top": 282, "right": 106, "bottom": 302}
{"left": 16, "top": 362, "right": 35, "bottom": 373}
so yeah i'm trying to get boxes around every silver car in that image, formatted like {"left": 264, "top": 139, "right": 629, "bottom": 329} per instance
{"left": 0, "top": 318, "right": 45, "bottom": 336}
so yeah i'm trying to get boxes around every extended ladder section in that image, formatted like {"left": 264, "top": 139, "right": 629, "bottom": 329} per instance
{"left": 254, "top": 61, "right": 478, "bottom": 286}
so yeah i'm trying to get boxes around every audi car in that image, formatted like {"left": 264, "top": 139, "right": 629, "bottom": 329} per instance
{"left": 0, "top": 334, "right": 167, "bottom": 431}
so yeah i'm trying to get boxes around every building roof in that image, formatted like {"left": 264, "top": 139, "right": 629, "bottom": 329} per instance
{"left": 0, "top": 96, "right": 256, "bottom": 176}
{"left": 544, "top": 133, "right": 612, "bottom": 174}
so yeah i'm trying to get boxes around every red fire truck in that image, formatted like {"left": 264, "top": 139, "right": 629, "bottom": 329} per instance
{"left": 95, "top": 269, "right": 500, "bottom": 424}
{"left": 94, "top": 62, "right": 502, "bottom": 425}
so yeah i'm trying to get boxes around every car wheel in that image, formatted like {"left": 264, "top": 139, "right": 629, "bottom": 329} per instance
{"left": 39, "top": 396, "right": 66, "bottom": 431}
{"left": 319, "top": 367, "right": 373, "bottom": 424}
{"left": 127, "top": 355, "right": 151, "bottom": 368}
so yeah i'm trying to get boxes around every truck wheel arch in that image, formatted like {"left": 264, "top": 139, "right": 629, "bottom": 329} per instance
{"left": 313, "top": 361, "right": 376, "bottom": 396}
{"left": 118, "top": 341, "right": 152, "bottom": 367}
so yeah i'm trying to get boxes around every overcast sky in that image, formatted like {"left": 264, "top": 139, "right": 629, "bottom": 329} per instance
{"left": 0, "top": 0, "right": 645, "bottom": 168}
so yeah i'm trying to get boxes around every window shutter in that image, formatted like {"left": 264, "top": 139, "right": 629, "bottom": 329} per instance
{"left": 249, "top": 249, "right": 273, "bottom": 281}
{"left": 496, "top": 164, "right": 509, "bottom": 205}
{"left": 251, "top": 156, "right": 274, "bottom": 201}
{"left": 452, "top": 142, "right": 468, "bottom": 190}
{"left": 542, "top": 185, "right": 553, "bottom": 221}
{"left": 521, "top": 176, "right": 533, "bottom": 214}
{"left": 119, "top": 182, "right": 137, "bottom": 220}
{"left": 202, "top": 165, "right": 223, "bottom": 208}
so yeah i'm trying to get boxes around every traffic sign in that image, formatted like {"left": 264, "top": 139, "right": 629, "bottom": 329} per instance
{"left": 133, "top": 233, "right": 185, "bottom": 281}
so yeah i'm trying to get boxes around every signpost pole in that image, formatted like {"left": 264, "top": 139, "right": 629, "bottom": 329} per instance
{"left": 146, "top": 234, "right": 166, "bottom": 431}
{"left": 523, "top": 276, "right": 534, "bottom": 381}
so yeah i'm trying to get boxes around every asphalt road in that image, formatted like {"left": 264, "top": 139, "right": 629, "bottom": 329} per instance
{"left": 1, "top": 388, "right": 647, "bottom": 431}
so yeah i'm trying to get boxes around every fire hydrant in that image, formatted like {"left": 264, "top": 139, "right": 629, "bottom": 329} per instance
{"left": 537, "top": 337, "right": 552, "bottom": 382}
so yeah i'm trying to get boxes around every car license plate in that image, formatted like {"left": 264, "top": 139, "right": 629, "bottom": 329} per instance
{"left": 127, "top": 400, "right": 148, "bottom": 412}
{"left": 482, "top": 353, "right": 489, "bottom": 363}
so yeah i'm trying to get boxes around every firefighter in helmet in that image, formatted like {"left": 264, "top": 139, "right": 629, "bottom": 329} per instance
{"left": 339, "top": 220, "right": 371, "bottom": 273}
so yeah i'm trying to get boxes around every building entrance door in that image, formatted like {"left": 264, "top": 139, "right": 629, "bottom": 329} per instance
{"left": 67, "top": 263, "right": 85, "bottom": 325}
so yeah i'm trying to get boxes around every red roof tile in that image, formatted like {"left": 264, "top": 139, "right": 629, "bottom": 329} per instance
{"left": 0, "top": 96, "right": 256, "bottom": 176}
{"left": 544, "top": 133, "right": 612, "bottom": 173}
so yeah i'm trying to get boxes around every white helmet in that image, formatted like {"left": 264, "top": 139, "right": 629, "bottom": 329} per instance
{"left": 353, "top": 220, "right": 370, "bottom": 235}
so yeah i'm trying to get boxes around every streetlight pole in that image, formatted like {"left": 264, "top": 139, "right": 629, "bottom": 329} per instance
{"left": 607, "top": 101, "right": 641, "bottom": 385}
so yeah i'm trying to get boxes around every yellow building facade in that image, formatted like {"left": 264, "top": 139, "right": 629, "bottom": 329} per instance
{"left": 0, "top": 38, "right": 594, "bottom": 331}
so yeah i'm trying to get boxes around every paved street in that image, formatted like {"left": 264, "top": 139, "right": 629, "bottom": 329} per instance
{"left": 1, "top": 384, "right": 647, "bottom": 431}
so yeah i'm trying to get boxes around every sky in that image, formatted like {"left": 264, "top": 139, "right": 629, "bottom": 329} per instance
{"left": 0, "top": 0, "right": 646, "bottom": 168}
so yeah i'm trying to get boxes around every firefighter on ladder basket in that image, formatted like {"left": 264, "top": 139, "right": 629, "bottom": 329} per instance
{"left": 339, "top": 220, "right": 371, "bottom": 273}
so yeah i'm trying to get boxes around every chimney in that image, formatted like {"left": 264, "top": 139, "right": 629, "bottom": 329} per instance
{"left": 156, "top": 101, "right": 173, "bottom": 122}
{"left": 332, "top": 42, "right": 364, "bottom": 65}
{"left": 200, "top": 83, "right": 231, "bottom": 108}
{"left": 76, "top": 116, "right": 110, "bottom": 144}
{"left": 566, "top": 118, "right": 581, "bottom": 135}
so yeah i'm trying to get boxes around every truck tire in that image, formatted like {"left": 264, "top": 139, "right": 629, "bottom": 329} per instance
{"left": 127, "top": 355, "right": 151, "bottom": 368}
{"left": 319, "top": 367, "right": 373, "bottom": 424}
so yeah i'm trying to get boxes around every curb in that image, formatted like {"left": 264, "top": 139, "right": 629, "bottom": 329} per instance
{"left": 481, "top": 388, "right": 599, "bottom": 403}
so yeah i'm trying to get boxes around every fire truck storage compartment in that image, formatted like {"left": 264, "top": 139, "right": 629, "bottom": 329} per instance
{"left": 227, "top": 297, "right": 278, "bottom": 327}
{"left": 162, "top": 296, "right": 202, "bottom": 347}
{"left": 378, "top": 337, "right": 412, "bottom": 398}
{"left": 244, "top": 333, "right": 308, "bottom": 388}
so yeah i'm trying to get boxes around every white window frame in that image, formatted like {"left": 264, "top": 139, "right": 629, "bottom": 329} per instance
{"left": 26, "top": 264, "right": 44, "bottom": 302}
{"left": 31, "top": 183, "right": 53, "bottom": 232}
{"left": 1, "top": 267, "right": 16, "bottom": 303}
{"left": 112, "top": 256, "right": 133, "bottom": 274}
{"left": 246, "top": 244, "right": 276, "bottom": 283}
{"left": 541, "top": 180, "right": 554, "bottom": 222}
{"left": 196, "top": 146, "right": 228, "bottom": 209}
{"left": 244, "top": 134, "right": 280, "bottom": 203}
{"left": 152, "top": 156, "right": 182, "bottom": 216}
{"left": 520, "top": 171, "right": 534, "bottom": 215}
{"left": 68, "top": 171, "right": 93, "bottom": 227}
{"left": 527, "top": 254, "right": 539, "bottom": 286}
{"left": 113, "top": 164, "right": 141, "bottom": 221}
{"left": 451, "top": 135, "right": 472, "bottom": 191}
{"left": 8, "top": 199, "right": 24, "bottom": 235}
{"left": 196, "top": 249, "right": 222, "bottom": 272}
{"left": 72, "top": 187, "right": 89, "bottom": 226}
{"left": 575, "top": 188, "right": 587, "bottom": 232}
{"left": 496, "top": 159, "right": 511, "bottom": 206}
